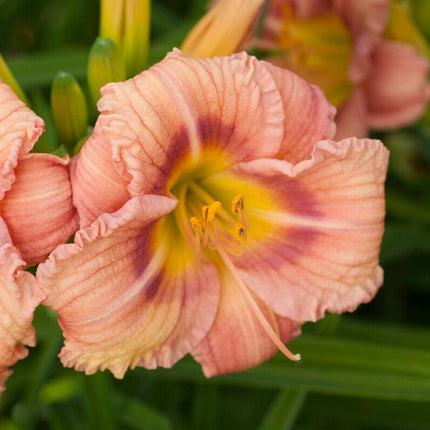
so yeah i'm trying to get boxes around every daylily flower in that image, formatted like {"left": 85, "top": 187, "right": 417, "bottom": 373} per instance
{"left": 0, "top": 81, "right": 78, "bottom": 392}
{"left": 258, "top": 0, "right": 430, "bottom": 138}
{"left": 37, "top": 50, "right": 388, "bottom": 378}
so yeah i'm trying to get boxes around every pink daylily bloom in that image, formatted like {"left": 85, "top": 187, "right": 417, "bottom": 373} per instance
{"left": 260, "top": 0, "right": 430, "bottom": 138}
{"left": 0, "top": 81, "right": 78, "bottom": 391}
{"left": 37, "top": 51, "right": 388, "bottom": 378}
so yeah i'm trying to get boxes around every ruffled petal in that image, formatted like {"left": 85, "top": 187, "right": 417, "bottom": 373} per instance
{"left": 0, "top": 219, "right": 45, "bottom": 393}
{"left": 334, "top": 88, "right": 368, "bottom": 139}
{"left": 192, "top": 264, "right": 301, "bottom": 377}
{"left": 205, "top": 138, "right": 388, "bottom": 322}
{"left": 37, "top": 195, "right": 220, "bottom": 378}
{"left": 70, "top": 135, "right": 130, "bottom": 227}
{"left": 0, "top": 154, "right": 78, "bottom": 265}
{"left": 262, "top": 60, "right": 336, "bottom": 163}
{"left": 365, "top": 40, "right": 430, "bottom": 129}
{"left": 333, "top": 0, "right": 389, "bottom": 82}
{"left": 0, "top": 82, "right": 45, "bottom": 198}
{"left": 95, "top": 50, "right": 285, "bottom": 196}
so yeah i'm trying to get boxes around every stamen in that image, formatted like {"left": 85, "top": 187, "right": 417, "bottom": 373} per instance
{"left": 190, "top": 217, "right": 202, "bottom": 232}
{"left": 231, "top": 193, "right": 249, "bottom": 231}
{"left": 218, "top": 248, "right": 301, "bottom": 363}
{"left": 207, "top": 201, "right": 221, "bottom": 223}
{"left": 190, "top": 216, "right": 202, "bottom": 250}
{"left": 232, "top": 194, "right": 245, "bottom": 214}
{"left": 234, "top": 222, "right": 246, "bottom": 246}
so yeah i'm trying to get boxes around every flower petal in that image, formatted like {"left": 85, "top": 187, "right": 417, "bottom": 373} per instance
{"left": 334, "top": 88, "right": 368, "bottom": 139}
{"left": 70, "top": 135, "right": 130, "bottom": 227}
{"left": 192, "top": 264, "right": 301, "bottom": 377}
{"left": 365, "top": 40, "right": 430, "bottom": 129}
{"left": 0, "top": 219, "right": 45, "bottom": 393}
{"left": 262, "top": 60, "right": 336, "bottom": 163}
{"left": 180, "top": 0, "right": 267, "bottom": 57}
{"left": 95, "top": 50, "right": 285, "bottom": 196}
{"left": 37, "top": 195, "right": 220, "bottom": 378}
{"left": 0, "top": 82, "right": 45, "bottom": 198}
{"left": 333, "top": 0, "right": 389, "bottom": 82}
{"left": 206, "top": 137, "right": 388, "bottom": 322}
{"left": 0, "top": 154, "right": 78, "bottom": 265}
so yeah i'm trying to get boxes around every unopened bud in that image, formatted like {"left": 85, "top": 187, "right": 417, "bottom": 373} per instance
{"left": 51, "top": 71, "right": 88, "bottom": 153}
{"left": 88, "top": 37, "right": 126, "bottom": 105}
{"left": 0, "top": 54, "right": 29, "bottom": 105}
{"left": 100, "top": 0, "right": 150, "bottom": 77}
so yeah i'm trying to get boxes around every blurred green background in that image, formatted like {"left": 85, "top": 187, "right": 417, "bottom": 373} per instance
{"left": 1, "top": 0, "right": 430, "bottom": 429}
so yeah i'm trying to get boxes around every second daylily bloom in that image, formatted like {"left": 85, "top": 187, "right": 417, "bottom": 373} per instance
{"left": 37, "top": 51, "right": 388, "bottom": 378}
{"left": 0, "top": 81, "right": 78, "bottom": 392}
{"left": 259, "top": 0, "right": 430, "bottom": 138}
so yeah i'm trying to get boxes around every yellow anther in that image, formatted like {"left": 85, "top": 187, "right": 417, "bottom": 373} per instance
{"left": 203, "top": 201, "right": 221, "bottom": 223}
{"left": 234, "top": 222, "right": 246, "bottom": 245}
{"left": 202, "top": 205, "right": 210, "bottom": 221}
{"left": 190, "top": 217, "right": 202, "bottom": 233}
{"left": 231, "top": 194, "right": 245, "bottom": 214}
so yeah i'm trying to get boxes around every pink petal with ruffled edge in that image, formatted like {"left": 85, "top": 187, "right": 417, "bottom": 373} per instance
{"left": 37, "top": 195, "right": 220, "bottom": 378}
{"left": 70, "top": 134, "right": 130, "bottom": 227}
{"left": 333, "top": 0, "right": 389, "bottom": 83}
{"left": 262, "top": 60, "right": 336, "bottom": 163}
{"left": 0, "top": 82, "right": 44, "bottom": 198}
{"left": 365, "top": 40, "right": 430, "bottom": 129}
{"left": 0, "top": 154, "right": 78, "bottom": 265}
{"left": 192, "top": 264, "right": 301, "bottom": 377}
{"left": 0, "top": 219, "right": 45, "bottom": 393}
{"left": 95, "top": 50, "right": 285, "bottom": 196}
{"left": 223, "top": 137, "right": 388, "bottom": 322}
{"left": 334, "top": 88, "right": 368, "bottom": 139}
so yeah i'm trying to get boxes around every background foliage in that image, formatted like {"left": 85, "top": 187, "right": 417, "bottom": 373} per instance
{"left": 1, "top": 0, "right": 430, "bottom": 428}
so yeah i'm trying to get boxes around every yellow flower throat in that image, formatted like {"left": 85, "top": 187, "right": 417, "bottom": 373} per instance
{"left": 276, "top": 4, "right": 353, "bottom": 107}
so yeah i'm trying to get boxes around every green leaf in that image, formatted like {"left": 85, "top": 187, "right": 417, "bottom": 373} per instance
{"left": 192, "top": 385, "right": 218, "bottom": 430}
{"left": 83, "top": 373, "right": 117, "bottom": 430}
{"left": 113, "top": 392, "right": 172, "bottom": 430}
{"left": 258, "top": 388, "right": 306, "bottom": 430}
{"left": 139, "top": 334, "right": 430, "bottom": 402}
{"left": 8, "top": 50, "right": 88, "bottom": 90}
{"left": 39, "top": 375, "right": 80, "bottom": 405}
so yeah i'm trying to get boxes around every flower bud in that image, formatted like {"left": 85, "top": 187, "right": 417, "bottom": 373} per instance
{"left": 0, "top": 54, "right": 29, "bottom": 105}
{"left": 51, "top": 71, "right": 88, "bottom": 153}
{"left": 88, "top": 37, "right": 126, "bottom": 105}
{"left": 100, "top": 0, "right": 150, "bottom": 77}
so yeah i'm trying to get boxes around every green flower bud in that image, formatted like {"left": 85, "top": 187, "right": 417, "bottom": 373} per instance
{"left": 0, "top": 54, "right": 29, "bottom": 105}
{"left": 51, "top": 71, "right": 88, "bottom": 153}
{"left": 88, "top": 37, "right": 126, "bottom": 105}
{"left": 100, "top": 0, "right": 150, "bottom": 77}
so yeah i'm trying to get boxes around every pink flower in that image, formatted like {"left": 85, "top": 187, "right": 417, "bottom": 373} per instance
{"left": 0, "top": 82, "right": 78, "bottom": 392}
{"left": 37, "top": 51, "right": 388, "bottom": 378}
{"left": 260, "top": 0, "right": 430, "bottom": 138}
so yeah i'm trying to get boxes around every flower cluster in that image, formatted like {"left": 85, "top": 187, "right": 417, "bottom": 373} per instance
{"left": 4, "top": 0, "right": 429, "bottom": 393}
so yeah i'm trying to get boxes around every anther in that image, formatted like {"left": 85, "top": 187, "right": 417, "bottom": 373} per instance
{"left": 190, "top": 217, "right": 202, "bottom": 250}
{"left": 190, "top": 217, "right": 202, "bottom": 233}
{"left": 234, "top": 222, "right": 246, "bottom": 246}
{"left": 205, "top": 201, "right": 221, "bottom": 223}
{"left": 231, "top": 194, "right": 245, "bottom": 214}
